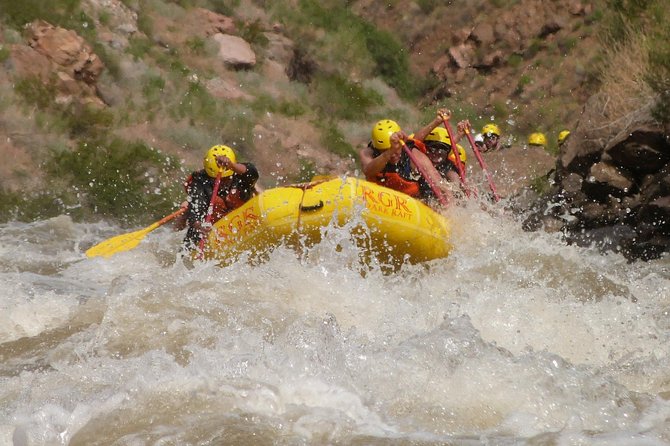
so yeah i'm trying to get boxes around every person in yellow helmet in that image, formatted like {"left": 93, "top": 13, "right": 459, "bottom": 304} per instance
{"left": 359, "top": 110, "right": 452, "bottom": 203}
{"left": 419, "top": 126, "right": 467, "bottom": 185}
{"left": 528, "top": 132, "right": 547, "bottom": 147}
{"left": 481, "top": 123, "right": 502, "bottom": 152}
{"left": 178, "top": 144, "right": 259, "bottom": 249}
{"left": 558, "top": 130, "right": 570, "bottom": 147}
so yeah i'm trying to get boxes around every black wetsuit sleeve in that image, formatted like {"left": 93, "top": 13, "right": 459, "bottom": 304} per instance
{"left": 231, "top": 163, "right": 259, "bottom": 200}
{"left": 186, "top": 171, "right": 212, "bottom": 224}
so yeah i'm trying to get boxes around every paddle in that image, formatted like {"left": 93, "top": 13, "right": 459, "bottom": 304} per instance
{"left": 463, "top": 127, "right": 500, "bottom": 202}
{"left": 197, "top": 171, "right": 222, "bottom": 258}
{"left": 441, "top": 117, "right": 473, "bottom": 198}
{"left": 441, "top": 117, "right": 467, "bottom": 184}
{"left": 400, "top": 140, "right": 449, "bottom": 207}
{"left": 85, "top": 208, "right": 186, "bottom": 258}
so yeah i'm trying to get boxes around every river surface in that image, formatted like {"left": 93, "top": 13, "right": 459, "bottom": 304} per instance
{"left": 1, "top": 201, "right": 669, "bottom": 445}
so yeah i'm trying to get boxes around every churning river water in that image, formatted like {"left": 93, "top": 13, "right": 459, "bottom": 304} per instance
{"left": 1, "top": 201, "right": 669, "bottom": 446}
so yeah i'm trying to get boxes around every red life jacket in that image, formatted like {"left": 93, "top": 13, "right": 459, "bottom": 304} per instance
{"left": 368, "top": 138, "right": 426, "bottom": 197}
{"left": 374, "top": 172, "right": 420, "bottom": 196}
{"left": 184, "top": 173, "right": 248, "bottom": 221}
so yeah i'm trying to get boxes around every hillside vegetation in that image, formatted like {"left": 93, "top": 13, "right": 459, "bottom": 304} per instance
{"left": 0, "top": 0, "right": 668, "bottom": 227}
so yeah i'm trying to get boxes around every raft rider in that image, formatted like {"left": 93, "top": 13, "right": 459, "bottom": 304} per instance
{"left": 359, "top": 117, "right": 451, "bottom": 203}
{"left": 481, "top": 123, "right": 502, "bottom": 152}
{"left": 177, "top": 144, "right": 259, "bottom": 250}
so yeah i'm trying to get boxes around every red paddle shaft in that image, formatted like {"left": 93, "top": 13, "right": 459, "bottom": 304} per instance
{"left": 400, "top": 141, "right": 449, "bottom": 207}
{"left": 464, "top": 129, "right": 500, "bottom": 202}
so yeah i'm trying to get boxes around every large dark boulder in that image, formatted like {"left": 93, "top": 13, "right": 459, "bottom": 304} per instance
{"left": 524, "top": 94, "right": 670, "bottom": 260}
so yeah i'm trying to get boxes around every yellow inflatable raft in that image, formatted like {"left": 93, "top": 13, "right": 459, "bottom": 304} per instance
{"left": 203, "top": 176, "right": 451, "bottom": 267}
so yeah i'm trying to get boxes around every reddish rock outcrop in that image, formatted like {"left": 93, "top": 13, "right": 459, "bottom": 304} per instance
{"left": 10, "top": 20, "right": 105, "bottom": 106}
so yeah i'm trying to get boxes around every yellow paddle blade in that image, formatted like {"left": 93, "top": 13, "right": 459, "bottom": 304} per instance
{"left": 85, "top": 224, "right": 159, "bottom": 258}
{"left": 85, "top": 209, "right": 185, "bottom": 258}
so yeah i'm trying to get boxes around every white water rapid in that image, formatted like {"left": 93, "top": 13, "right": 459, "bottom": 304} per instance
{"left": 1, "top": 202, "right": 669, "bottom": 445}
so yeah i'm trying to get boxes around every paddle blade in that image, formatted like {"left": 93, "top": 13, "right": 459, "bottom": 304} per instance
{"left": 85, "top": 224, "right": 158, "bottom": 258}
{"left": 85, "top": 208, "right": 185, "bottom": 259}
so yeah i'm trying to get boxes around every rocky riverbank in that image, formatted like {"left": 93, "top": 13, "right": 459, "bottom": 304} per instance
{"left": 522, "top": 92, "right": 670, "bottom": 260}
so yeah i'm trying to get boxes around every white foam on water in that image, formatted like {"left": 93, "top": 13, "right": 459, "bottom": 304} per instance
{"left": 1, "top": 208, "right": 669, "bottom": 445}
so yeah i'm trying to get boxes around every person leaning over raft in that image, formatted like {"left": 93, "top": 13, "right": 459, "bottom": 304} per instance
{"left": 359, "top": 115, "right": 452, "bottom": 204}
{"left": 412, "top": 109, "right": 470, "bottom": 189}
{"left": 175, "top": 144, "right": 259, "bottom": 250}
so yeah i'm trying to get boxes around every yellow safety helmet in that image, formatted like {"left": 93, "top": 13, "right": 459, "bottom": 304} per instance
{"left": 482, "top": 123, "right": 501, "bottom": 137}
{"left": 204, "top": 144, "right": 236, "bottom": 178}
{"left": 424, "top": 127, "right": 451, "bottom": 146}
{"left": 371, "top": 119, "right": 401, "bottom": 150}
{"left": 528, "top": 132, "right": 547, "bottom": 147}
{"left": 425, "top": 128, "right": 466, "bottom": 163}
{"left": 447, "top": 144, "right": 467, "bottom": 164}
{"left": 558, "top": 130, "right": 571, "bottom": 145}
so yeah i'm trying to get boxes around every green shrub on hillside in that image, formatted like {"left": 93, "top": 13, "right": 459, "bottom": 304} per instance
{"left": 46, "top": 138, "right": 182, "bottom": 223}
{"left": 508, "top": 54, "right": 523, "bottom": 69}
{"left": 316, "top": 121, "right": 355, "bottom": 158}
{"left": 185, "top": 36, "right": 206, "bottom": 55}
{"left": 488, "top": 0, "right": 520, "bottom": 7}
{"left": 0, "top": 137, "right": 183, "bottom": 224}
{"left": 15, "top": 77, "right": 56, "bottom": 109}
{"left": 167, "top": 79, "right": 256, "bottom": 148}
{"left": 513, "top": 74, "right": 532, "bottom": 95}
{"left": 0, "top": 45, "right": 9, "bottom": 63}
{"left": 417, "top": 0, "right": 439, "bottom": 13}
{"left": 492, "top": 99, "right": 509, "bottom": 119}
{"left": 363, "top": 27, "right": 417, "bottom": 99}
{"left": 251, "top": 94, "right": 306, "bottom": 118}
{"left": 270, "top": 0, "right": 420, "bottom": 100}
{"left": 311, "top": 73, "right": 383, "bottom": 121}
{"left": 0, "top": 0, "right": 97, "bottom": 43}
{"left": 206, "top": 0, "right": 240, "bottom": 15}
{"left": 237, "top": 19, "right": 269, "bottom": 48}
{"left": 165, "top": 0, "right": 195, "bottom": 8}
{"left": 15, "top": 74, "right": 117, "bottom": 138}
{"left": 173, "top": 81, "right": 218, "bottom": 124}
{"left": 0, "top": 0, "right": 79, "bottom": 28}
{"left": 0, "top": 188, "right": 72, "bottom": 222}
{"left": 0, "top": 188, "right": 20, "bottom": 222}
{"left": 65, "top": 104, "right": 115, "bottom": 138}
{"left": 142, "top": 74, "right": 167, "bottom": 109}
{"left": 127, "top": 36, "right": 153, "bottom": 61}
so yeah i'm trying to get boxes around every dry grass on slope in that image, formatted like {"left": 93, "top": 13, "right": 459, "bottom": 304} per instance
{"left": 597, "top": 29, "right": 656, "bottom": 135}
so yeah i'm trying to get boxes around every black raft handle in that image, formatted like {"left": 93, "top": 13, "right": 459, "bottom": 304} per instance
{"left": 299, "top": 200, "right": 324, "bottom": 212}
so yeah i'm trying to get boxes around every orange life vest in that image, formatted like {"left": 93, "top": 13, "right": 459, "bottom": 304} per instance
{"left": 368, "top": 139, "right": 426, "bottom": 197}
{"left": 184, "top": 174, "right": 249, "bottom": 221}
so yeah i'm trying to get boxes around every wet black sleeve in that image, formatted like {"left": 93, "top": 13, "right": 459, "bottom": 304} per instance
{"left": 230, "top": 163, "right": 259, "bottom": 200}
{"left": 186, "top": 172, "right": 212, "bottom": 224}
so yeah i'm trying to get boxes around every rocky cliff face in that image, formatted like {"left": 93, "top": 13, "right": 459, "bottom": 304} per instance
{"left": 523, "top": 93, "right": 670, "bottom": 260}
{"left": 354, "top": 0, "right": 599, "bottom": 137}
